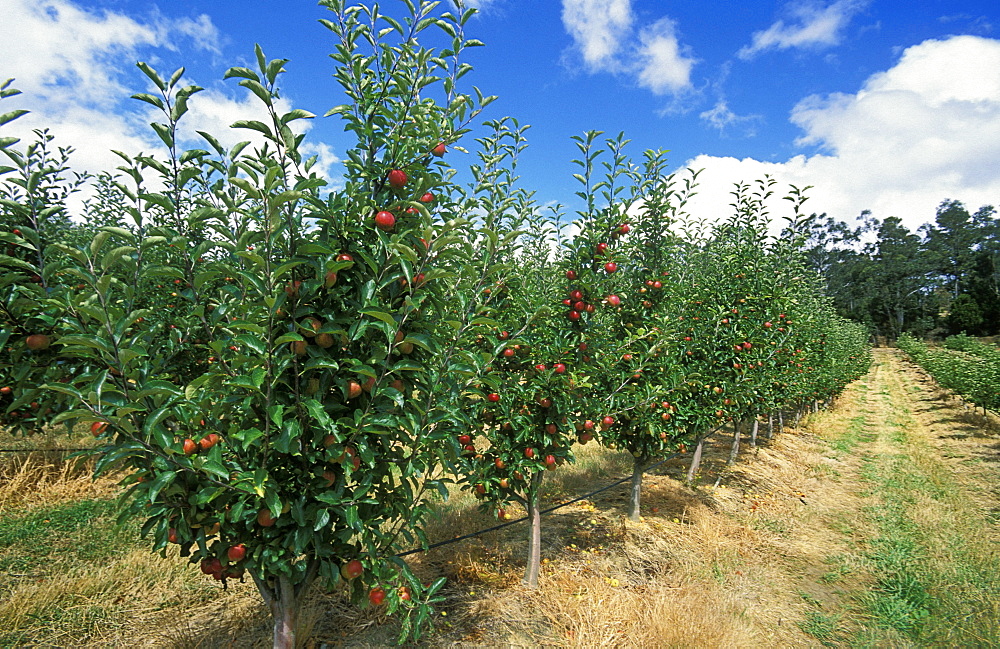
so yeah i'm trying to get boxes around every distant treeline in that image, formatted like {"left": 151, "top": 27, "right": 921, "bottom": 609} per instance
{"left": 795, "top": 199, "right": 998, "bottom": 340}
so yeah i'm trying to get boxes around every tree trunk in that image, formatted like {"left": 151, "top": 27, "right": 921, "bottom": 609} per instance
{"left": 627, "top": 455, "right": 647, "bottom": 522}
{"left": 750, "top": 416, "right": 759, "bottom": 449}
{"left": 687, "top": 431, "right": 708, "bottom": 483}
{"left": 767, "top": 412, "right": 774, "bottom": 439}
{"left": 793, "top": 408, "right": 802, "bottom": 428}
{"left": 812, "top": 400, "right": 819, "bottom": 413}
{"left": 252, "top": 565, "right": 318, "bottom": 649}
{"left": 523, "top": 471, "right": 544, "bottom": 588}
{"left": 778, "top": 410, "right": 784, "bottom": 434}
{"left": 726, "top": 419, "right": 741, "bottom": 465}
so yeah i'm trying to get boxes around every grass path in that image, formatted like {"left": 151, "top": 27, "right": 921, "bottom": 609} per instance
{"left": 799, "top": 348, "right": 1000, "bottom": 647}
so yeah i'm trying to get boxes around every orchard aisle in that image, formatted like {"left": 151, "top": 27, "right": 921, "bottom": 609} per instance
{"left": 787, "top": 347, "right": 1000, "bottom": 646}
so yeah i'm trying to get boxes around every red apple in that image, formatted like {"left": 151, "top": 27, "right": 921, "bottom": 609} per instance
{"left": 604, "top": 262, "right": 618, "bottom": 274}
{"left": 374, "top": 211, "right": 395, "bottom": 231}
{"left": 607, "top": 294, "right": 621, "bottom": 306}
{"left": 90, "top": 421, "right": 108, "bottom": 436}
{"left": 182, "top": 438, "right": 198, "bottom": 455}
{"left": 524, "top": 447, "right": 535, "bottom": 459}
{"left": 257, "top": 508, "right": 277, "bottom": 527}
{"left": 341, "top": 559, "right": 364, "bottom": 580}
{"left": 387, "top": 168, "right": 408, "bottom": 188}
{"left": 227, "top": 544, "right": 247, "bottom": 562}
{"left": 487, "top": 393, "right": 500, "bottom": 403}
{"left": 369, "top": 587, "right": 386, "bottom": 605}
{"left": 431, "top": 142, "right": 447, "bottom": 157}
{"left": 25, "top": 334, "right": 50, "bottom": 351}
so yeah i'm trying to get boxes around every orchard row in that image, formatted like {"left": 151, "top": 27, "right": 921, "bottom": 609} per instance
{"left": 0, "top": 2, "right": 870, "bottom": 646}
{"left": 897, "top": 334, "right": 999, "bottom": 413}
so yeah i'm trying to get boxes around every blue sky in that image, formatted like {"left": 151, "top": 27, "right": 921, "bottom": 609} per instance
{"left": 2, "top": 0, "right": 998, "bottom": 232}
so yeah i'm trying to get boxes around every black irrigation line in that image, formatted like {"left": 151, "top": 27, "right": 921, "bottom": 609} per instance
{"left": 0, "top": 447, "right": 94, "bottom": 453}
{"left": 396, "top": 451, "right": 683, "bottom": 558}
{"left": 2, "top": 445, "right": 689, "bottom": 559}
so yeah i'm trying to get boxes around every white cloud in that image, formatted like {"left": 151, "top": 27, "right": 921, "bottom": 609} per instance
{"left": 680, "top": 35, "right": 1000, "bottom": 233}
{"left": 699, "top": 100, "right": 762, "bottom": 136}
{"left": 561, "top": 0, "right": 696, "bottom": 96}
{"left": 635, "top": 18, "right": 696, "bottom": 95}
{"left": 561, "top": 0, "right": 634, "bottom": 72}
{"left": 738, "top": 0, "right": 869, "bottom": 60}
{"left": 0, "top": 0, "right": 340, "bottom": 215}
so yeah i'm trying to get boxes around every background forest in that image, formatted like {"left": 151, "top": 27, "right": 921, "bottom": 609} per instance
{"left": 799, "top": 199, "right": 998, "bottom": 340}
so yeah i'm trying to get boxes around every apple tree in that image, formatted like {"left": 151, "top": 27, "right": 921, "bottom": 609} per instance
{"left": 4, "top": 1, "right": 507, "bottom": 646}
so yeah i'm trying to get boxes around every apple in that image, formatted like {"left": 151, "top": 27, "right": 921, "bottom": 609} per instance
{"left": 604, "top": 262, "right": 618, "bottom": 274}
{"left": 201, "top": 557, "right": 222, "bottom": 576}
{"left": 419, "top": 192, "right": 435, "bottom": 203}
{"left": 257, "top": 508, "right": 277, "bottom": 527}
{"left": 374, "top": 211, "right": 396, "bottom": 231}
{"left": 569, "top": 289, "right": 583, "bottom": 301}
{"left": 579, "top": 432, "right": 593, "bottom": 443}
{"left": 399, "top": 586, "right": 412, "bottom": 601}
{"left": 487, "top": 393, "right": 500, "bottom": 402}
{"left": 534, "top": 363, "right": 546, "bottom": 372}
{"left": 475, "top": 484, "right": 486, "bottom": 495}
{"left": 25, "top": 334, "right": 50, "bottom": 351}
{"left": 324, "top": 270, "right": 338, "bottom": 288}
{"left": 503, "top": 348, "right": 515, "bottom": 358}
{"left": 764, "top": 322, "right": 773, "bottom": 328}
{"left": 544, "top": 455, "right": 557, "bottom": 469}
{"left": 336, "top": 253, "right": 354, "bottom": 263}
{"left": 200, "top": 433, "right": 221, "bottom": 451}
{"left": 618, "top": 223, "right": 630, "bottom": 235}
{"left": 498, "top": 331, "right": 509, "bottom": 340}
{"left": 90, "top": 421, "right": 108, "bottom": 436}
{"left": 183, "top": 438, "right": 198, "bottom": 455}
{"left": 566, "top": 270, "right": 577, "bottom": 280}
{"left": 596, "top": 242, "right": 609, "bottom": 255}
{"left": 553, "top": 363, "right": 567, "bottom": 374}
{"left": 601, "top": 415, "right": 614, "bottom": 427}
{"left": 228, "top": 544, "right": 247, "bottom": 562}
{"left": 524, "top": 447, "right": 535, "bottom": 459}
{"left": 369, "top": 587, "right": 386, "bottom": 606}
{"left": 362, "top": 376, "right": 376, "bottom": 393}
{"left": 341, "top": 559, "right": 364, "bottom": 580}
{"left": 499, "top": 478, "right": 510, "bottom": 489}
{"left": 538, "top": 397, "right": 553, "bottom": 408}
{"left": 458, "top": 434, "right": 472, "bottom": 445}
{"left": 284, "top": 280, "right": 302, "bottom": 297}
{"left": 387, "top": 168, "right": 408, "bottom": 188}
{"left": 0, "top": 386, "right": 11, "bottom": 396}
{"left": 315, "top": 333, "right": 335, "bottom": 348}
{"left": 567, "top": 310, "right": 581, "bottom": 321}
{"left": 291, "top": 340, "right": 308, "bottom": 356}
{"left": 431, "top": 142, "right": 447, "bottom": 157}
{"left": 607, "top": 294, "right": 621, "bottom": 306}
{"left": 583, "top": 419, "right": 595, "bottom": 430}
{"left": 168, "top": 528, "right": 178, "bottom": 543}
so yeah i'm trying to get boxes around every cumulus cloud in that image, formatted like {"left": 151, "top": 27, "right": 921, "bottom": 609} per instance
{"left": 681, "top": 35, "right": 1000, "bottom": 233}
{"left": 561, "top": 0, "right": 634, "bottom": 72}
{"left": 0, "top": 0, "right": 341, "bottom": 215}
{"left": 738, "top": 0, "right": 869, "bottom": 60}
{"left": 561, "top": 0, "right": 696, "bottom": 95}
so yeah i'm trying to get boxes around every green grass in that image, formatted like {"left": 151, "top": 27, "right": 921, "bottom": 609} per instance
{"left": 0, "top": 498, "right": 140, "bottom": 575}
